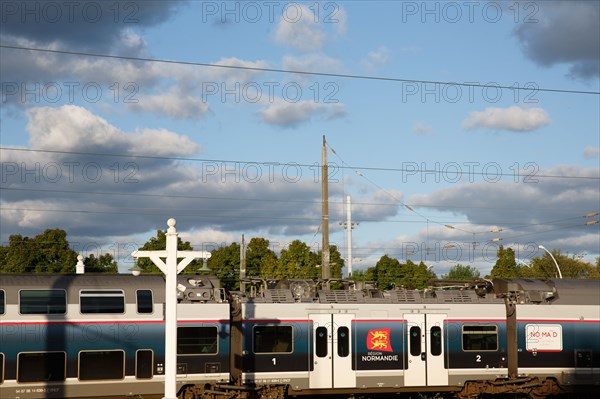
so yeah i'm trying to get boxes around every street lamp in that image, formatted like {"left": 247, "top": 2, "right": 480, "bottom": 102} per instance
{"left": 538, "top": 244, "right": 563, "bottom": 279}
{"left": 131, "top": 218, "right": 211, "bottom": 399}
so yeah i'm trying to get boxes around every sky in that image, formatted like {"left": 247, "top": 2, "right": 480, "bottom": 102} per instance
{"left": 1, "top": 0, "right": 599, "bottom": 276}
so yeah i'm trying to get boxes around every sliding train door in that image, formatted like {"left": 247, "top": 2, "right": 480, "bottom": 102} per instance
{"left": 404, "top": 313, "right": 448, "bottom": 387}
{"left": 309, "top": 313, "right": 356, "bottom": 389}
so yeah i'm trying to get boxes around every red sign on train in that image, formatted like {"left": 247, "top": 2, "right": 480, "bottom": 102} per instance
{"left": 367, "top": 328, "right": 393, "bottom": 352}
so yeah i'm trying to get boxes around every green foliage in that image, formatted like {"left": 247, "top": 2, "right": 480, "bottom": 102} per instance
{"left": 490, "top": 245, "right": 521, "bottom": 278}
{"left": 357, "top": 256, "right": 437, "bottom": 290}
{"left": 136, "top": 230, "right": 196, "bottom": 274}
{"left": 442, "top": 264, "right": 481, "bottom": 280}
{"left": 0, "top": 229, "right": 78, "bottom": 273}
{"left": 84, "top": 253, "right": 118, "bottom": 273}
{"left": 521, "top": 250, "right": 599, "bottom": 279}
{"left": 278, "top": 240, "right": 320, "bottom": 279}
{"left": 208, "top": 242, "right": 241, "bottom": 291}
{"left": 246, "top": 237, "right": 277, "bottom": 278}
{"left": 0, "top": 229, "right": 116, "bottom": 273}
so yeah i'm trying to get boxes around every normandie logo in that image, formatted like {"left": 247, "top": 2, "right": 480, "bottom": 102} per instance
{"left": 367, "top": 328, "right": 393, "bottom": 352}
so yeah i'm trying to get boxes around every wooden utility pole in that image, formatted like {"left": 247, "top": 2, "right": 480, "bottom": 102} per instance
{"left": 321, "top": 135, "right": 330, "bottom": 281}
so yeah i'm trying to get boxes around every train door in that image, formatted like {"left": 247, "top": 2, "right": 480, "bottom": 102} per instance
{"left": 309, "top": 313, "right": 356, "bottom": 389}
{"left": 404, "top": 313, "right": 448, "bottom": 387}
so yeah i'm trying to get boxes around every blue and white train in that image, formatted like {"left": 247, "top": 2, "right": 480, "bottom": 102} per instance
{"left": 0, "top": 274, "right": 598, "bottom": 398}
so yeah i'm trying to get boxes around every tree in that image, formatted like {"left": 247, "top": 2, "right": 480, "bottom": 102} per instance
{"left": 208, "top": 243, "right": 241, "bottom": 291}
{"left": 246, "top": 237, "right": 277, "bottom": 278}
{"left": 442, "top": 264, "right": 481, "bottom": 280}
{"left": 490, "top": 245, "right": 521, "bottom": 278}
{"left": 1, "top": 229, "right": 118, "bottom": 274}
{"left": 84, "top": 253, "right": 118, "bottom": 273}
{"left": 278, "top": 240, "right": 319, "bottom": 279}
{"left": 398, "top": 260, "right": 437, "bottom": 289}
{"left": 521, "top": 250, "right": 599, "bottom": 279}
{"left": 136, "top": 230, "right": 197, "bottom": 274}
{"left": 0, "top": 229, "right": 79, "bottom": 273}
{"left": 370, "top": 255, "right": 401, "bottom": 290}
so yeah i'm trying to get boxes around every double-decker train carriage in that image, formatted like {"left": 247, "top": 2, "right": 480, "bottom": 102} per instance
{"left": 0, "top": 274, "right": 229, "bottom": 399}
{"left": 0, "top": 274, "right": 598, "bottom": 399}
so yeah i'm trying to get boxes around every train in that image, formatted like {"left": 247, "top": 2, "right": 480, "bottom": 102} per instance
{"left": 0, "top": 273, "right": 598, "bottom": 399}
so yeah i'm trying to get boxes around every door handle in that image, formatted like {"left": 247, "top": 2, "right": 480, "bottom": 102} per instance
{"left": 421, "top": 352, "right": 426, "bottom": 361}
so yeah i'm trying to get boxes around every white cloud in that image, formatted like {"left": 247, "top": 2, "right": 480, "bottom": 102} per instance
{"left": 129, "top": 87, "right": 210, "bottom": 120}
{"left": 362, "top": 46, "right": 391, "bottom": 70}
{"left": 26, "top": 105, "right": 200, "bottom": 155}
{"left": 462, "top": 106, "right": 551, "bottom": 132}
{"left": 26, "top": 105, "right": 128, "bottom": 151}
{"left": 583, "top": 146, "right": 600, "bottom": 158}
{"left": 282, "top": 54, "right": 342, "bottom": 74}
{"left": 259, "top": 100, "right": 345, "bottom": 127}
{"left": 513, "top": 1, "right": 600, "bottom": 79}
{"left": 412, "top": 122, "right": 432, "bottom": 135}
{"left": 275, "top": 5, "right": 326, "bottom": 52}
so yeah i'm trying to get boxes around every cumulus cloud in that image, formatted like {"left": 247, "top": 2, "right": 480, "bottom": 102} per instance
{"left": 462, "top": 106, "right": 551, "bottom": 132}
{"left": 0, "top": 0, "right": 186, "bottom": 51}
{"left": 1, "top": 106, "right": 369, "bottom": 249}
{"left": 129, "top": 87, "right": 210, "bottom": 120}
{"left": 25, "top": 105, "right": 200, "bottom": 154}
{"left": 275, "top": 4, "right": 346, "bottom": 52}
{"left": 513, "top": 1, "right": 600, "bottom": 79}
{"left": 259, "top": 100, "right": 346, "bottom": 128}
{"left": 282, "top": 54, "right": 342, "bottom": 74}
{"left": 400, "top": 164, "right": 600, "bottom": 272}
{"left": 583, "top": 146, "right": 600, "bottom": 159}
{"left": 412, "top": 122, "right": 432, "bottom": 135}
{"left": 362, "top": 46, "right": 391, "bottom": 70}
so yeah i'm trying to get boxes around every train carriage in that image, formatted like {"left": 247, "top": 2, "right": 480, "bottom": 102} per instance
{"left": 0, "top": 274, "right": 229, "bottom": 399}
{"left": 0, "top": 275, "right": 598, "bottom": 399}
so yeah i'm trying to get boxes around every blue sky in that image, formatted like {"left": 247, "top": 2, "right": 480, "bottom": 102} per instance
{"left": 1, "top": 0, "right": 599, "bottom": 275}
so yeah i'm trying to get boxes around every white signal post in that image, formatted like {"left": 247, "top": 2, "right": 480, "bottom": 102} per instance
{"left": 131, "top": 218, "right": 211, "bottom": 399}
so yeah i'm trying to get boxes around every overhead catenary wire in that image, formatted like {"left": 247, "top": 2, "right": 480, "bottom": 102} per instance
{"left": 1, "top": 44, "right": 599, "bottom": 96}
{"left": 2, "top": 147, "right": 598, "bottom": 181}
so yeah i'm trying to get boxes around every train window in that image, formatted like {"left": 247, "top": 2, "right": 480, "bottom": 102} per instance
{"left": 430, "top": 326, "right": 442, "bottom": 356}
{"left": 0, "top": 353, "right": 4, "bottom": 384}
{"left": 19, "top": 289, "right": 66, "bottom": 314}
{"left": 177, "top": 327, "right": 218, "bottom": 355}
{"left": 17, "top": 352, "right": 66, "bottom": 383}
{"left": 253, "top": 325, "right": 293, "bottom": 354}
{"left": 316, "top": 326, "right": 328, "bottom": 357}
{"left": 137, "top": 290, "right": 153, "bottom": 314}
{"left": 136, "top": 350, "right": 154, "bottom": 379}
{"left": 80, "top": 290, "right": 125, "bottom": 314}
{"left": 0, "top": 290, "right": 4, "bottom": 315}
{"left": 462, "top": 325, "right": 498, "bottom": 351}
{"left": 409, "top": 326, "right": 421, "bottom": 356}
{"left": 79, "top": 350, "right": 125, "bottom": 380}
{"left": 337, "top": 326, "right": 349, "bottom": 357}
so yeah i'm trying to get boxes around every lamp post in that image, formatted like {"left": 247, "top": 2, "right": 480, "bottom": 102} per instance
{"left": 538, "top": 244, "right": 563, "bottom": 279}
{"left": 131, "top": 218, "right": 211, "bottom": 399}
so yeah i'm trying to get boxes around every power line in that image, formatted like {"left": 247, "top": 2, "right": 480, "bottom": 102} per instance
{"left": 2, "top": 44, "right": 599, "bottom": 96}
{"left": 2, "top": 147, "right": 598, "bottom": 181}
